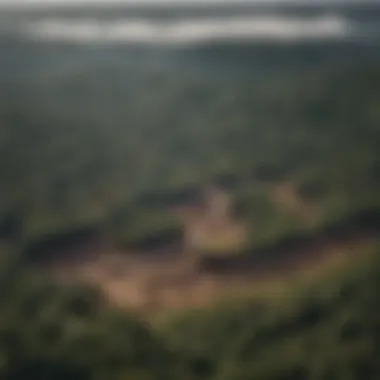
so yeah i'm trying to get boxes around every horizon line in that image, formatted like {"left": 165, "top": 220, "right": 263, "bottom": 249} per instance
{"left": 0, "top": 0, "right": 377, "bottom": 10}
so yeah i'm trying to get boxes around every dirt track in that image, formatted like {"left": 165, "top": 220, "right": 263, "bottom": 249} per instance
{"left": 38, "top": 225, "right": 378, "bottom": 315}
{"left": 34, "top": 186, "right": 380, "bottom": 314}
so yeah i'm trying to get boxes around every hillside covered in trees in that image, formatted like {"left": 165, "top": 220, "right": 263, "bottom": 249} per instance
{"left": 1, "top": 56, "right": 380, "bottom": 257}
{"left": 0, "top": 2, "right": 380, "bottom": 378}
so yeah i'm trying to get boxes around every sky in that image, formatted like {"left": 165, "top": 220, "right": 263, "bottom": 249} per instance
{"left": 0, "top": 0, "right": 373, "bottom": 6}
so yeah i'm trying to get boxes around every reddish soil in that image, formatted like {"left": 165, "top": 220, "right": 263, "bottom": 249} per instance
{"left": 37, "top": 225, "right": 378, "bottom": 315}
{"left": 34, "top": 187, "right": 380, "bottom": 315}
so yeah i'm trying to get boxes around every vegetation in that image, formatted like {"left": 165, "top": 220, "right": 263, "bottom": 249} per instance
{"left": 1, "top": 51, "right": 380, "bottom": 255}
{"left": 0, "top": 257, "right": 174, "bottom": 380}
{"left": 160, "top": 248, "right": 380, "bottom": 380}
{"left": 0, "top": 9, "right": 380, "bottom": 378}
{"left": 0, "top": 245, "right": 378, "bottom": 379}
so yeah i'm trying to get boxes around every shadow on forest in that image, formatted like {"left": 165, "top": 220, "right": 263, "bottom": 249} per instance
{"left": 198, "top": 207, "right": 380, "bottom": 275}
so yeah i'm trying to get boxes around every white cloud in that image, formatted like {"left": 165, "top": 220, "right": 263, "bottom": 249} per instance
{"left": 0, "top": 0, "right": 371, "bottom": 7}
{"left": 0, "top": 0, "right": 345, "bottom": 5}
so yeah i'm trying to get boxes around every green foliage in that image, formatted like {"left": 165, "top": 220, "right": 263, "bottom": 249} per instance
{"left": 161, "top": 249, "right": 380, "bottom": 380}
{"left": 1, "top": 61, "right": 380, "bottom": 254}
{"left": 0, "top": 29, "right": 380, "bottom": 380}
{"left": 0, "top": 262, "right": 173, "bottom": 380}
{"left": 108, "top": 207, "right": 184, "bottom": 250}
{"left": 0, "top": 230, "right": 379, "bottom": 380}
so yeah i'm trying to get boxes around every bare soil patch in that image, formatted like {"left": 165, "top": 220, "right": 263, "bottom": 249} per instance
{"left": 38, "top": 227, "right": 378, "bottom": 315}
{"left": 34, "top": 186, "right": 380, "bottom": 315}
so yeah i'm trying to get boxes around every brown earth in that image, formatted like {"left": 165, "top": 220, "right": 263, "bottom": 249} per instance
{"left": 38, "top": 224, "right": 379, "bottom": 316}
{"left": 34, "top": 186, "right": 380, "bottom": 316}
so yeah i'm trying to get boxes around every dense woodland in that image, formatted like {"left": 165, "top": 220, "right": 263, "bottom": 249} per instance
{"left": 0, "top": 242, "right": 379, "bottom": 379}
{"left": 0, "top": 50, "right": 380, "bottom": 255}
{"left": 0, "top": 20, "right": 380, "bottom": 379}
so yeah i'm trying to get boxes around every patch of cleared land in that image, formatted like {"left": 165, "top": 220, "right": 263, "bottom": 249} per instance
{"left": 37, "top": 185, "right": 379, "bottom": 315}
